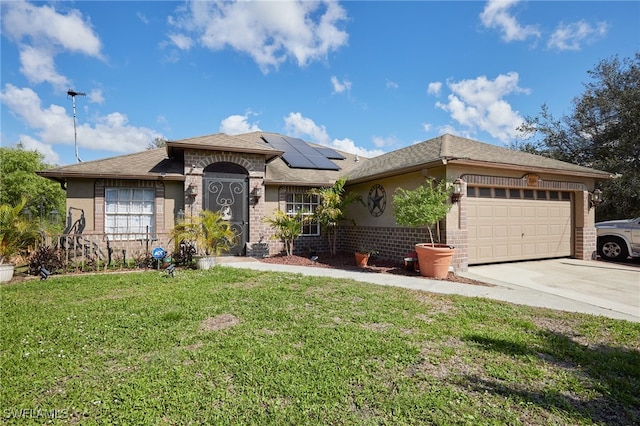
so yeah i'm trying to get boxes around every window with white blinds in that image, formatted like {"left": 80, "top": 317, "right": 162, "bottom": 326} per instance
{"left": 105, "top": 188, "right": 154, "bottom": 239}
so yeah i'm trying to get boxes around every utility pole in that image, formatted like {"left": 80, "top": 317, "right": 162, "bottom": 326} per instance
{"left": 67, "top": 89, "right": 86, "bottom": 163}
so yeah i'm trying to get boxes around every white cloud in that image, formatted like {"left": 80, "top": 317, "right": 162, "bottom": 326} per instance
{"left": 422, "top": 123, "right": 432, "bottom": 132}
{"left": 0, "top": 84, "right": 161, "bottom": 164}
{"left": 167, "top": 0, "right": 349, "bottom": 73}
{"left": 1, "top": 0, "right": 104, "bottom": 89}
{"left": 331, "top": 138, "right": 384, "bottom": 158}
{"left": 480, "top": 0, "right": 540, "bottom": 42}
{"left": 284, "top": 112, "right": 384, "bottom": 158}
{"left": 434, "top": 72, "right": 528, "bottom": 142}
{"left": 17, "top": 135, "right": 61, "bottom": 165}
{"left": 386, "top": 80, "right": 399, "bottom": 90}
{"left": 88, "top": 89, "right": 104, "bottom": 104}
{"left": 331, "top": 76, "right": 351, "bottom": 94}
{"left": 219, "top": 113, "right": 262, "bottom": 134}
{"left": 372, "top": 136, "right": 397, "bottom": 148}
{"left": 547, "top": 20, "right": 607, "bottom": 51}
{"left": 167, "top": 33, "right": 194, "bottom": 51}
{"left": 137, "top": 11, "right": 149, "bottom": 25}
{"left": 427, "top": 81, "right": 442, "bottom": 96}
{"left": 17, "top": 45, "right": 69, "bottom": 88}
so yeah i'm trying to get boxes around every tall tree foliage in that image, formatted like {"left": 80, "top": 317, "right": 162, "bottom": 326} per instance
{"left": 309, "top": 177, "right": 363, "bottom": 255}
{"left": 0, "top": 145, "right": 66, "bottom": 226}
{"left": 515, "top": 53, "right": 640, "bottom": 220}
{"left": 146, "top": 137, "right": 167, "bottom": 150}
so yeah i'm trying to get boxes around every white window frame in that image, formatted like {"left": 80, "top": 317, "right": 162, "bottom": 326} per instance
{"left": 286, "top": 193, "right": 320, "bottom": 236}
{"left": 105, "top": 188, "right": 155, "bottom": 240}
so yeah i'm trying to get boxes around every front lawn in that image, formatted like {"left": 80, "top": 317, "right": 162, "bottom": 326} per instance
{"left": 1, "top": 268, "right": 639, "bottom": 424}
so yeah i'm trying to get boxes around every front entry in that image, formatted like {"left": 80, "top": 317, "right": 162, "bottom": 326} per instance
{"left": 203, "top": 163, "right": 248, "bottom": 256}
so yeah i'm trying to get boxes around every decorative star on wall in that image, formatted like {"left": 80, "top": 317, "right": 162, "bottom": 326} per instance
{"left": 368, "top": 184, "right": 386, "bottom": 217}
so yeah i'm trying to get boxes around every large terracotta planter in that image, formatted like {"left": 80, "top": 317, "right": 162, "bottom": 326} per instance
{"left": 354, "top": 252, "right": 370, "bottom": 268}
{"left": 0, "top": 263, "right": 15, "bottom": 283}
{"left": 415, "top": 244, "right": 454, "bottom": 279}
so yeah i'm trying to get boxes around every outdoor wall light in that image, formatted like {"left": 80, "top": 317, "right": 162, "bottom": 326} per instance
{"left": 451, "top": 179, "right": 463, "bottom": 202}
{"left": 590, "top": 189, "right": 603, "bottom": 209}
{"left": 186, "top": 182, "right": 198, "bottom": 197}
{"left": 251, "top": 187, "right": 263, "bottom": 203}
{"left": 49, "top": 209, "right": 60, "bottom": 224}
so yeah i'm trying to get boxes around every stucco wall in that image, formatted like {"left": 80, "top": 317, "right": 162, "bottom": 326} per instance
{"left": 164, "top": 181, "right": 184, "bottom": 231}
{"left": 65, "top": 179, "right": 96, "bottom": 231}
{"left": 345, "top": 168, "right": 446, "bottom": 228}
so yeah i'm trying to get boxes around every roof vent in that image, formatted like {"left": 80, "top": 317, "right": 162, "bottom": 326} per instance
{"left": 355, "top": 154, "right": 359, "bottom": 162}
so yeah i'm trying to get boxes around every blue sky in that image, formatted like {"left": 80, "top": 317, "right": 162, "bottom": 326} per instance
{"left": 1, "top": 0, "right": 638, "bottom": 166}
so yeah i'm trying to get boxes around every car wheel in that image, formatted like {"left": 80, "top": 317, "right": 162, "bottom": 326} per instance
{"left": 597, "top": 237, "right": 629, "bottom": 261}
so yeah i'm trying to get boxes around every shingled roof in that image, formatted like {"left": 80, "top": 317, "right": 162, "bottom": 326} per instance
{"left": 346, "top": 134, "right": 611, "bottom": 183}
{"left": 166, "top": 132, "right": 283, "bottom": 161}
{"left": 36, "top": 132, "right": 365, "bottom": 187}
{"left": 37, "top": 133, "right": 609, "bottom": 187}
{"left": 36, "top": 148, "right": 184, "bottom": 183}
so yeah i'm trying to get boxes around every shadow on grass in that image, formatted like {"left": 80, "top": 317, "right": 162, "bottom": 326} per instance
{"left": 462, "top": 332, "right": 640, "bottom": 424}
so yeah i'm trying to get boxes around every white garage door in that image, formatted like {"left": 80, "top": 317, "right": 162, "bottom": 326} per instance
{"left": 467, "top": 188, "right": 572, "bottom": 265}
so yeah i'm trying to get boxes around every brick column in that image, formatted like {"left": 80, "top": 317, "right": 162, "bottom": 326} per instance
{"left": 446, "top": 179, "right": 468, "bottom": 273}
{"left": 575, "top": 190, "right": 597, "bottom": 260}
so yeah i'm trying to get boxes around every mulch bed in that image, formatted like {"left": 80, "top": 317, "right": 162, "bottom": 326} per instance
{"left": 258, "top": 252, "right": 493, "bottom": 286}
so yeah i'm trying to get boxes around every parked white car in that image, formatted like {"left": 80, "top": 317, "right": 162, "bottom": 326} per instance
{"left": 595, "top": 217, "right": 640, "bottom": 261}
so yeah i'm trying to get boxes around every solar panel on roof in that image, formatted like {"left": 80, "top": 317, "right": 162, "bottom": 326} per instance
{"left": 262, "top": 134, "right": 291, "bottom": 151}
{"left": 262, "top": 134, "right": 341, "bottom": 170}
{"left": 282, "top": 136, "right": 341, "bottom": 170}
{"left": 315, "top": 147, "right": 346, "bottom": 160}
{"left": 282, "top": 153, "right": 316, "bottom": 169}
{"left": 305, "top": 154, "right": 341, "bottom": 170}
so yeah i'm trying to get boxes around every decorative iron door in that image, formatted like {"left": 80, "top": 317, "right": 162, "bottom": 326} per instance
{"left": 203, "top": 176, "right": 248, "bottom": 256}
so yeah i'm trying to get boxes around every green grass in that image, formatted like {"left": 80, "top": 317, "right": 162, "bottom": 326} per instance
{"left": 1, "top": 268, "right": 639, "bottom": 425}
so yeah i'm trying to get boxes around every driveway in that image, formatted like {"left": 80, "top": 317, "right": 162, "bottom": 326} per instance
{"left": 463, "top": 259, "right": 639, "bottom": 322}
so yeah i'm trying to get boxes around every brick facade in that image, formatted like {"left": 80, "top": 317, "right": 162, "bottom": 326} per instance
{"left": 575, "top": 191, "right": 598, "bottom": 260}
{"left": 88, "top": 151, "right": 598, "bottom": 270}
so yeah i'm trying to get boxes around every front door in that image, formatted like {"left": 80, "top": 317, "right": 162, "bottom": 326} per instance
{"left": 203, "top": 168, "right": 248, "bottom": 256}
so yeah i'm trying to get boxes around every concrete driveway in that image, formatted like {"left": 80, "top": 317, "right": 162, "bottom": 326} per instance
{"left": 463, "top": 259, "right": 639, "bottom": 322}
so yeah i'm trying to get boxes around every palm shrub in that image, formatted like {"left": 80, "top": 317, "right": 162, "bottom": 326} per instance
{"left": 393, "top": 178, "right": 453, "bottom": 246}
{"left": 264, "top": 210, "right": 304, "bottom": 256}
{"left": 0, "top": 197, "right": 40, "bottom": 265}
{"left": 169, "top": 210, "right": 237, "bottom": 258}
{"left": 309, "top": 177, "right": 363, "bottom": 255}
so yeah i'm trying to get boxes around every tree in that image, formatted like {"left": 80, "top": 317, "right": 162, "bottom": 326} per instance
{"left": 264, "top": 210, "right": 304, "bottom": 256}
{"left": 393, "top": 178, "right": 452, "bottom": 246}
{"left": 0, "top": 145, "right": 66, "bottom": 229}
{"left": 146, "top": 137, "right": 167, "bottom": 150}
{"left": 515, "top": 53, "right": 640, "bottom": 220}
{"left": 308, "top": 177, "right": 363, "bottom": 255}
{"left": 0, "top": 197, "right": 40, "bottom": 265}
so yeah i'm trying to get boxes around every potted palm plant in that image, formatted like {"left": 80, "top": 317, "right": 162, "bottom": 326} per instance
{"left": 169, "top": 210, "right": 237, "bottom": 270}
{"left": 393, "top": 178, "right": 454, "bottom": 279}
{"left": 0, "top": 198, "right": 40, "bottom": 282}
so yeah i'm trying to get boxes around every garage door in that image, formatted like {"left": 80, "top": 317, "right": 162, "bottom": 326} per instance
{"left": 467, "top": 188, "right": 572, "bottom": 265}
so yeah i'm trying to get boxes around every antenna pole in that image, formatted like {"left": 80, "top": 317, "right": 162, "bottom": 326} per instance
{"left": 67, "top": 89, "right": 86, "bottom": 163}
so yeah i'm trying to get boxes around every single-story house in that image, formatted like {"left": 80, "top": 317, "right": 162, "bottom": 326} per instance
{"left": 37, "top": 132, "right": 610, "bottom": 272}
